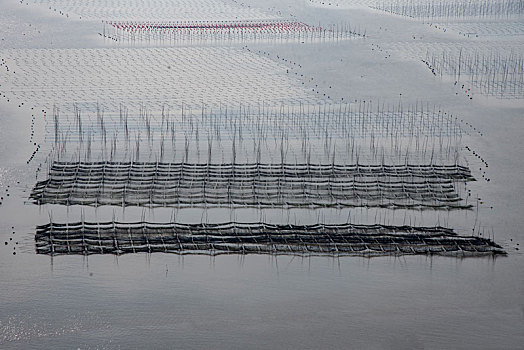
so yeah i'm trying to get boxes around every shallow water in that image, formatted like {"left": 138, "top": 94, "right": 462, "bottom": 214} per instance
{"left": 1, "top": 0, "right": 523, "bottom": 348}
{"left": 2, "top": 252, "right": 524, "bottom": 349}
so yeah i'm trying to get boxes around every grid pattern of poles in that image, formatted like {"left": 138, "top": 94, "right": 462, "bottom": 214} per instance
{"left": 31, "top": 162, "right": 473, "bottom": 209}
{"left": 35, "top": 221, "right": 505, "bottom": 256}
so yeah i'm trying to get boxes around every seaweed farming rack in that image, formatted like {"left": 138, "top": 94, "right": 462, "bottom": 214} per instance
{"left": 373, "top": 0, "right": 524, "bottom": 20}
{"left": 31, "top": 161, "right": 473, "bottom": 209}
{"left": 424, "top": 49, "right": 524, "bottom": 99}
{"left": 104, "top": 20, "right": 364, "bottom": 43}
{"left": 35, "top": 221, "right": 505, "bottom": 256}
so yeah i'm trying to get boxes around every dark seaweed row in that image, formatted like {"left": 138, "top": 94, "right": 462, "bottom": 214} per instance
{"left": 44, "top": 161, "right": 474, "bottom": 179}
{"left": 31, "top": 162, "right": 472, "bottom": 208}
{"left": 35, "top": 222, "right": 504, "bottom": 257}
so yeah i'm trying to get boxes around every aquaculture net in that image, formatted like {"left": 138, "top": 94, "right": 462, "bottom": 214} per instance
{"left": 31, "top": 161, "right": 474, "bottom": 209}
{"left": 35, "top": 221, "right": 505, "bottom": 256}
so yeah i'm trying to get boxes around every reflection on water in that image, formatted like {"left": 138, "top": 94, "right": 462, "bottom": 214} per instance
{"left": 1, "top": 252, "right": 523, "bottom": 349}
